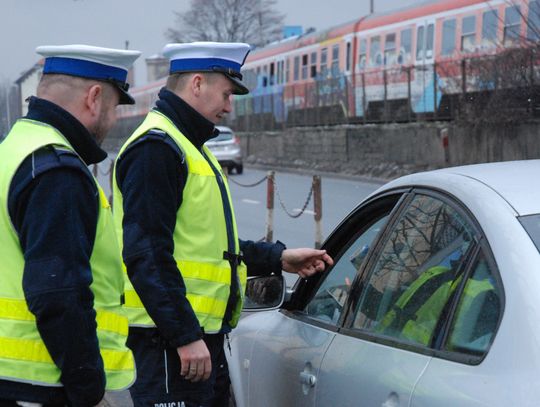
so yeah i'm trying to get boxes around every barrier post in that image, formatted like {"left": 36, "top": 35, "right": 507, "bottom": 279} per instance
{"left": 441, "top": 127, "right": 450, "bottom": 165}
{"left": 265, "top": 171, "right": 275, "bottom": 242}
{"left": 313, "top": 175, "right": 322, "bottom": 249}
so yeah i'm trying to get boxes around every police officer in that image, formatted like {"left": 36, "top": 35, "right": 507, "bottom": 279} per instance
{"left": 0, "top": 44, "right": 140, "bottom": 406}
{"left": 112, "top": 42, "right": 333, "bottom": 407}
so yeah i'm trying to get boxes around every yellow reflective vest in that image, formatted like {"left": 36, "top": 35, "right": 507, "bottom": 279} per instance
{"left": 113, "top": 110, "right": 247, "bottom": 332}
{"left": 0, "top": 119, "right": 135, "bottom": 390}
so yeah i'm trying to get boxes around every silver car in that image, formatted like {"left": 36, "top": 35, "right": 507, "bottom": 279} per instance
{"left": 206, "top": 125, "right": 243, "bottom": 174}
{"left": 228, "top": 160, "right": 540, "bottom": 407}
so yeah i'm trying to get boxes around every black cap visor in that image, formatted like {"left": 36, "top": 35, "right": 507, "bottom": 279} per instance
{"left": 107, "top": 79, "right": 135, "bottom": 105}
{"left": 226, "top": 74, "right": 249, "bottom": 95}
{"left": 116, "top": 85, "right": 135, "bottom": 105}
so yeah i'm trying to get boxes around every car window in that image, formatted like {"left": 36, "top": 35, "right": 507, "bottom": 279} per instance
{"left": 444, "top": 252, "right": 502, "bottom": 356}
{"left": 351, "top": 194, "right": 474, "bottom": 347}
{"left": 213, "top": 131, "right": 234, "bottom": 142}
{"left": 304, "top": 215, "right": 389, "bottom": 325}
{"left": 518, "top": 214, "right": 540, "bottom": 253}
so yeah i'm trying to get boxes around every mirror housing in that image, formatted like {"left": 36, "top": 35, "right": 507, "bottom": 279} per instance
{"left": 243, "top": 274, "right": 286, "bottom": 311}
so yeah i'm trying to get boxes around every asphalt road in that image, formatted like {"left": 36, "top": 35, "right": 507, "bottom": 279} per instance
{"left": 228, "top": 168, "right": 381, "bottom": 249}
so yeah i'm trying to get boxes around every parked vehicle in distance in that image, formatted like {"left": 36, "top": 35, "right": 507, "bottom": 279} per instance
{"left": 228, "top": 160, "right": 540, "bottom": 407}
{"left": 205, "top": 126, "right": 243, "bottom": 174}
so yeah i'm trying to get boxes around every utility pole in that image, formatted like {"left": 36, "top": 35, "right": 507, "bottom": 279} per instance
{"left": 370, "top": 0, "right": 374, "bottom": 14}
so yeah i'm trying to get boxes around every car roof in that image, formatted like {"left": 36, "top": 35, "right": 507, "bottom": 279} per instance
{"left": 216, "top": 125, "right": 233, "bottom": 133}
{"left": 379, "top": 160, "right": 540, "bottom": 216}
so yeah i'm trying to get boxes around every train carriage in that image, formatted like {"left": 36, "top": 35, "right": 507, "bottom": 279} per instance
{"left": 117, "top": 0, "right": 540, "bottom": 131}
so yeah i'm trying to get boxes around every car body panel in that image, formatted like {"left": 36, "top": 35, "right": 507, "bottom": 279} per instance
{"left": 315, "top": 334, "right": 430, "bottom": 407}
{"left": 231, "top": 310, "right": 336, "bottom": 407}
{"left": 228, "top": 160, "right": 540, "bottom": 407}
{"left": 377, "top": 160, "right": 540, "bottom": 216}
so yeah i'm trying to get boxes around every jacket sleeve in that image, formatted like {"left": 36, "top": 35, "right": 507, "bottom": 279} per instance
{"left": 240, "top": 239, "right": 286, "bottom": 276}
{"left": 9, "top": 149, "right": 105, "bottom": 407}
{"left": 116, "top": 135, "right": 203, "bottom": 348}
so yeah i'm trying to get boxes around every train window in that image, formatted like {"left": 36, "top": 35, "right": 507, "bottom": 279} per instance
{"left": 262, "top": 65, "right": 268, "bottom": 87}
{"left": 285, "top": 59, "right": 290, "bottom": 83}
{"left": 399, "top": 28, "right": 412, "bottom": 64}
{"left": 527, "top": 0, "right": 540, "bottom": 42}
{"left": 442, "top": 19, "right": 456, "bottom": 56}
{"left": 416, "top": 26, "right": 425, "bottom": 60}
{"left": 358, "top": 38, "right": 367, "bottom": 70}
{"left": 384, "top": 33, "right": 396, "bottom": 65}
{"left": 504, "top": 5, "right": 521, "bottom": 46}
{"left": 321, "top": 47, "right": 328, "bottom": 66}
{"left": 482, "top": 10, "right": 499, "bottom": 46}
{"left": 370, "top": 36, "right": 382, "bottom": 66}
{"left": 346, "top": 41, "right": 352, "bottom": 72}
{"left": 461, "top": 16, "right": 476, "bottom": 53}
{"left": 302, "top": 54, "right": 308, "bottom": 80}
{"left": 331, "top": 44, "right": 340, "bottom": 76}
{"left": 270, "top": 62, "right": 275, "bottom": 86}
{"left": 293, "top": 56, "right": 300, "bottom": 81}
{"left": 426, "top": 23, "right": 434, "bottom": 58}
{"left": 310, "top": 52, "right": 317, "bottom": 78}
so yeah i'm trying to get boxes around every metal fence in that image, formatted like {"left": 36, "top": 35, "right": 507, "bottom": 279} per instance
{"left": 227, "top": 51, "right": 540, "bottom": 131}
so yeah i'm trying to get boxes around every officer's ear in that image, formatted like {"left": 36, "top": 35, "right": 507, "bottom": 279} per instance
{"left": 85, "top": 83, "right": 103, "bottom": 117}
{"left": 190, "top": 73, "right": 204, "bottom": 97}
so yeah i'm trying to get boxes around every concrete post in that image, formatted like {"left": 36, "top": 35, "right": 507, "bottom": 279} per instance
{"left": 313, "top": 175, "right": 322, "bottom": 249}
{"left": 265, "top": 171, "right": 275, "bottom": 242}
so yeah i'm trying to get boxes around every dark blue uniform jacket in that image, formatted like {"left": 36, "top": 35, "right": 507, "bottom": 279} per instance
{"left": 1, "top": 97, "right": 108, "bottom": 406}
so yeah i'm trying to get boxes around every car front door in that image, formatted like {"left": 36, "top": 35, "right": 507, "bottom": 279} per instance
{"left": 244, "top": 193, "right": 402, "bottom": 407}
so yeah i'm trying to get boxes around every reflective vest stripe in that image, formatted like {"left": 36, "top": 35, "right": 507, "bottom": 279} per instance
{"left": 0, "top": 298, "right": 128, "bottom": 336}
{"left": 185, "top": 293, "right": 228, "bottom": 315}
{"left": 0, "top": 337, "right": 134, "bottom": 371}
{"left": 179, "top": 260, "right": 231, "bottom": 284}
{"left": 0, "top": 298, "right": 34, "bottom": 321}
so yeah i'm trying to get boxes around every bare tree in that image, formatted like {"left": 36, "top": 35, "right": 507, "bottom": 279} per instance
{"left": 165, "top": 0, "right": 285, "bottom": 48}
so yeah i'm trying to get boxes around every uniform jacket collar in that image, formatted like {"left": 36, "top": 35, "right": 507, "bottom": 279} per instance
{"left": 155, "top": 88, "right": 218, "bottom": 150}
{"left": 25, "top": 96, "right": 107, "bottom": 164}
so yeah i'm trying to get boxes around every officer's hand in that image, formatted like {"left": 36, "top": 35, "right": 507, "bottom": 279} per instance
{"left": 177, "top": 339, "right": 212, "bottom": 382}
{"left": 281, "top": 248, "right": 334, "bottom": 278}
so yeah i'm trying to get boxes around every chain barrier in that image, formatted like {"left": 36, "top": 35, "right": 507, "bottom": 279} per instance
{"left": 273, "top": 177, "right": 314, "bottom": 219}
{"left": 227, "top": 172, "right": 314, "bottom": 219}
{"left": 226, "top": 174, "right": 267, "bottom": 188}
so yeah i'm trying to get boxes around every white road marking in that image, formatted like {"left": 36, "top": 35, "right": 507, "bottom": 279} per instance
{"left": 242, "top": 199, "right": 261, "bottom": 205}
{"left": 295, "top": 209, "right": 315, "bottom": 215}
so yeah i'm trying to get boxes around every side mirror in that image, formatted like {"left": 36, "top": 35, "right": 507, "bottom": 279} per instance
{"left": 243, "top": 274, "right": 285, "bottom": 311}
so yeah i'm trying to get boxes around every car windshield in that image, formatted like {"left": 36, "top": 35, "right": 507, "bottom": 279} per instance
{"left": 212, "top": 130, "right": 234, "bottom": 142}
{"left": 519, "top": 214, "right": 540, "bottom": 253}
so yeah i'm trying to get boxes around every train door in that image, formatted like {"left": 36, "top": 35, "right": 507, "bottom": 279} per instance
{"left": 413, "top": 19, "right": 438, "bottom": 114}
{"left": 274, "top": 57, "right": 285, "bottom": 124}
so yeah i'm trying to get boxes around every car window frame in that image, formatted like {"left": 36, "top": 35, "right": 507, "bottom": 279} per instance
{"left": 281, "top": 189, "right": 412, "bottom": 332}
{"left": 434, "top": 239, "right": 505, "bottom": 365}
{"left": 338, "top": 187, "right": 505, "bottom": 365}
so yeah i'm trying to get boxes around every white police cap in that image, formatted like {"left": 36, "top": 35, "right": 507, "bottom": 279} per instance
{"left": 36, "top": 44, "right": 141, "bottom": 105}
{"left": 162, "top": 42, "right": 251, "bottom": 95}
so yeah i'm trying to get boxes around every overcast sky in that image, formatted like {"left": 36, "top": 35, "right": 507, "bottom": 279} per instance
{"left": 1, "top": 0, "right": 424, "bottom": 86}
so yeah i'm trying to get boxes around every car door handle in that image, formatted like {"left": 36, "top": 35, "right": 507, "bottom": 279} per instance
{"left": 299, "top": 371, "right": 317, "bottom": 387}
